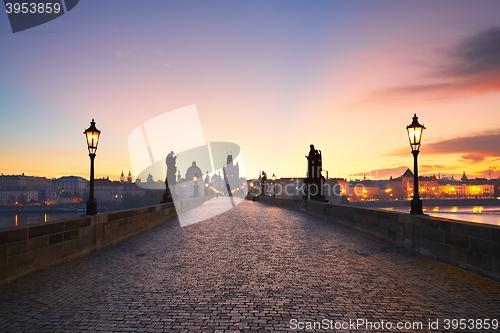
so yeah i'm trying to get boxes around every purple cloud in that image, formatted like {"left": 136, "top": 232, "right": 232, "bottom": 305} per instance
{"left": 444, "top": 28, "right": 500, "bottom": 77}
{"left": 460, "top": 154, "right": 486, "bottom": 163}
{"left": 364, "top": 27, "right": 500, "bottom": 103}
{"left": 425, "top": 130, "right": 500, "bottom": 163}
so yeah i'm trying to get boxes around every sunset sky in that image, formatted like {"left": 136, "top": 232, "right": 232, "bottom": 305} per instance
{"left": 1, "top": 1, "right": 500, "bottom": 181}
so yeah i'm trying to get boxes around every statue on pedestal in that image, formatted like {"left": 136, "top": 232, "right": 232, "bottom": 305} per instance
{"left": 304, "top": 144, "right": 326, "bottom": 201}
{"left": 261, "top": 171, "right": 267, "bottom": 196}
{"left": 162, "top": 151, "right": 177, "bottom": 203}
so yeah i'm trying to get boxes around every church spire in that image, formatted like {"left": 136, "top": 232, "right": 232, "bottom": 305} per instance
{"left": 461, "top": 171, "right": 468, "bottom": 182}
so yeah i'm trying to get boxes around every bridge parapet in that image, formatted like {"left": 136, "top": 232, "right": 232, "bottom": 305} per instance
{"left": 0, "top": 197, "right": 206, "bottom": 284}
{"left": 255, "top": 196, "right": 500, "bottom": 282}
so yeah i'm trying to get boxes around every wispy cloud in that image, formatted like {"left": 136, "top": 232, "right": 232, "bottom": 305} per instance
{"left": 112, "top": 26, "right": 129, "bottom": 32}
{"left": 152, "top": 62, "right": 170, "bottom": 68}
{"left": 425, "top": 130, "right": 500, "bottom": 163}
{"left": 442, "top": 28, "right": 500, "bottom": 78}
{"left": 419, "top": 164, "right": 446, "bottom": 173}
{"left": 478, "top": 166, "right": 500, "bottom": 179}
{"left": 460, "top": 154, "right": 486, "bottom": 163}
{"left": 349, "top": 164, "right": 448, "bottom": 179}
{"left": 349, "top": 165, "right": 409, "bottom": 179}
{"left": 362, "top": 28, "right": 500, "bottom": 104}
{"left": 116, "top": 49, "right": 130, "bottom": 58}
{"left": 389, "top": 130, "right": 500, "bottom": 163}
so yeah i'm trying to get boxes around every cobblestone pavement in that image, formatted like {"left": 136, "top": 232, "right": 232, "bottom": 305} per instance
{"left": 1, "top": 199, "right": 500, "bottom": 333}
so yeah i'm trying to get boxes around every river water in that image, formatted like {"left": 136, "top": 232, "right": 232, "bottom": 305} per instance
{"left": 0, "top": 211, "right": 84, "bottom": 229}
{"left": 383, "top": 206, "right": 500, "bottom": 226}
{"left": 1, "top": 205, "right": 500, "bottom": 229}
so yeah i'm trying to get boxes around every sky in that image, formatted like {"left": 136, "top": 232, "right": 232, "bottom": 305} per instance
{"left": 1, "top": 0, "right": 500, "bottom": 181}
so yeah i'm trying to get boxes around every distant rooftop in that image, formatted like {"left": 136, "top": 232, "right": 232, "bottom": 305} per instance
{"left": 402, "top": 168, "right": 414, "bottom": 178}
{"left": 54, "top": 176, "right": 88, "bottom": 182}
{"left": 0, "top": 174, "right": 49, "bottom": 179}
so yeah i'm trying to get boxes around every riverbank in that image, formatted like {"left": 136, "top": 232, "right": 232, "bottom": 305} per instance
{"left": 0, "top": 206, "right": 117, "bottom": 229}
{"left": 0, "top": 206, "right": 85, "bottom": 213}
{"left": 383, "top": 206, "right": 500, "bottom": 226}
{"left": 348, "top": 198, "right": 500, "bottom": 208}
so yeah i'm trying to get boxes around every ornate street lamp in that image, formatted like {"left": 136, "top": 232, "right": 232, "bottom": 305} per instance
{"left": 84, "top": 119, "right": 100, "bottom": 215}
{"left": 204, "top": 171, "right": 210, "bottom": 196}
{"left": 271, "top": 173, "right": 276, "bottom": 197}
{"left": 406, "top": 114, "right": 425, "bottom": 214}
{"left": 193, "top": 172, "right": 199, "bottom": 197}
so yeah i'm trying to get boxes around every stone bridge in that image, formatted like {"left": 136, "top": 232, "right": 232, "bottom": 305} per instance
{"left": 1, "top": 198, "right": 499, "bottom": 332}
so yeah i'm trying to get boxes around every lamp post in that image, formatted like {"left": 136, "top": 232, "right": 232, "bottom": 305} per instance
{"left": 84, "top": 119, "right": 100, "bottom": 215}
{"left": 406, "top": 114, "right": 425, "bottom": 215}
{"left": 204, "top": 171, "right": 210, "bottom": 196}
{"left": 261, "top": 171, "right": 267, "bottom": 196}
{"left": 271, "top": 173, "right": 276, "bottom": 197}
{"left": 193, "top": 172, "right": 199, "bottom": 197}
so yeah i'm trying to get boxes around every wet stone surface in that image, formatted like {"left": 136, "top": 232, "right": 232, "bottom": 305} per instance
{"left": 1, "top": 198, "right": 500, "bottom": 332}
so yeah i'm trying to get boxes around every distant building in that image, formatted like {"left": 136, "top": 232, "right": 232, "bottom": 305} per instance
{"left": 94, "top": 177, "right": 146, "bottom": 205}
{"left": 52, "top": 176, "right": 88, "bottom": 196}
{"left": 211, "top": 171, "right": 225, "bottom": 194}
{"left": 0, "top": 174, "right": 51, "bottom": 189}
{"left": 185, "top": 161, "right": 203, "bottom": 181}
{"left": 383, "top": 169, "right": 495, "bottom": 200}
{"left": 45, "top": 190, "right": 83, "bottom": 206}
{"left": 330, "top": 178, "right": 347, "bottom": 196}
{"left": 387, "top": 169, "right": 438, "bottom": 200}
{"left": 173, "top": 155, "right": 245, "bottom": 198}
{"left": 175, "top": 179, "right": 195, "bottom": 199}
{"left": 223, "top": 154, "right": 240, "bottom": 192}
{"left": 0, "top": 186, "right": 39, "bottom": 206}
{"left": 413, "top": 175, "right": 439, "bottom": 199}
{"left": 271, "top": 177, "right": 303, "bottom": 198}
{"left": 460, "top": 171, "right": 468, "bottom": 182}
{"left": 0, "top": 172, "right": 156, "bottom": 206}
{"left": 438, "top": 183, "right": 494, "bottom": 198}
{"left": 346, "top": 180, "right": 381, "bottom": 201}
{"left": 494, "top": 178, "right": 500, "bottom": 198}
{"left": 119, "top": 170, "right": 134, "bottom": 183}
{"left": 203, "top": 172, "right": 211, "bottom": 196}
{"left": 323, "top": 179, "right": 341, "bottom": 204}
{"left": 0, "top": 174, "right": 52, "bottom": 205}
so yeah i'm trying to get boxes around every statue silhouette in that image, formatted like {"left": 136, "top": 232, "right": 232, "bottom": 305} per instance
{"left": 304, "top": 144, "right": 326, "bottom": 201}
{"left": 261, "top": 171, "right": 267, "bottom": 196}
{"left": 162, "top": 151, "right": 177, "bottom": 203}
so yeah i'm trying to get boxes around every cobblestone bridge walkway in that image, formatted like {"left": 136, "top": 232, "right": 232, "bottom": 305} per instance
{"left": 1, "top": 199, "right": 500, "bottom": 332}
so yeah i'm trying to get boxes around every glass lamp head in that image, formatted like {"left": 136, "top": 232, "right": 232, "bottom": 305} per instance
{"left": 84, "top": 119, "right": 100, "bottom": 155}
{"left": 406, "top": 114, "right": 425, "bottom": 152}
